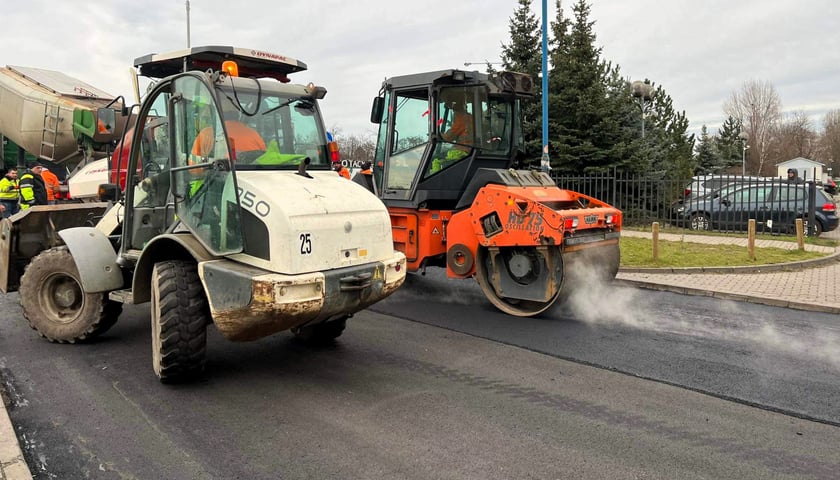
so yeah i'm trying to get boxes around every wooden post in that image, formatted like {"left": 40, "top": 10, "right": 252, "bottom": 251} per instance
{"left": 747, "top": 219, "right": 756, "bottom": 261}
{"left": 652, "top": 222, "right": 659, "bottom": 262}
{"left": 796, "top": 218, "right": 805, "bottom": 250}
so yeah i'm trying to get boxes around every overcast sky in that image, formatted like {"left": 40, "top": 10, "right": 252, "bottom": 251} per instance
{"left": 3, "top": 0, "right": 838, "bottom": 142}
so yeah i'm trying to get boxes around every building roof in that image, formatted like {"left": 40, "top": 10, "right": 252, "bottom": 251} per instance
{"left": 775, "top": 157, "right": 825, "bottom": 167}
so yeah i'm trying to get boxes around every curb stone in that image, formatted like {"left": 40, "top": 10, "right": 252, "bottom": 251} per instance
{"left": 619, "top": 247, "right": 840, "bottom": 274}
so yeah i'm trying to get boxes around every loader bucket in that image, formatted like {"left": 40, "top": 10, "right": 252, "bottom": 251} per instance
{"left": 0, "top": 203, "right": 109, "bottom": 293}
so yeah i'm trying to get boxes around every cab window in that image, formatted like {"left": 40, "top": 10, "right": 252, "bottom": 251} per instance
{"left": 385, "top": 89, "right": 430, "bottom": 192}
{"left": 170, "top": 75, "right": 243, "bottom": 254}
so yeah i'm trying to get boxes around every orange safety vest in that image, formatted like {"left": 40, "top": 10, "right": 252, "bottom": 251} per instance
{"left": 40, "top": 169, "right": 60, "bottom": 201}
{"left": 191, "top": 121, "right": 266, "bottom": 159}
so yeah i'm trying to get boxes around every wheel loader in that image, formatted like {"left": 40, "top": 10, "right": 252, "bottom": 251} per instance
{"left": 366, "top": 69, "right": 621, "bottom": 316}
{"left": 0, "top": 46, "right": 406, "bottom": 382}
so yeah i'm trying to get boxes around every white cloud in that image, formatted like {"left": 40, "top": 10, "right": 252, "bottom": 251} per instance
{"left": 2, "top": 0, "right": 838, "bottom": 139}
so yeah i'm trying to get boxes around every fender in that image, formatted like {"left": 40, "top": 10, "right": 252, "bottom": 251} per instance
{"left": 58, "top": 227, "right": 122, "bottom": 293}
{"left": 131, "top": 233, "right": 217, "bottom": 304}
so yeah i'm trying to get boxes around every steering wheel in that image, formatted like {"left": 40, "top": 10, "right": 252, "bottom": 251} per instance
{"left": 143, "top": 161, "right": 162, "bottom": 177}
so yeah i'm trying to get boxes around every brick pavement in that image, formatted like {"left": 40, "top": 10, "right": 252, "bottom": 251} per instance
{"left": 617, "top": 227, "right": 840, "bottom": 314}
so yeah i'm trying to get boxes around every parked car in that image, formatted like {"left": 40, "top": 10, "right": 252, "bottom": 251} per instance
{"left": 671, "top": 181, "right": 838, "bottom": 236}
{"left": 682, "top": 174, "right": 769, "bottom": 200}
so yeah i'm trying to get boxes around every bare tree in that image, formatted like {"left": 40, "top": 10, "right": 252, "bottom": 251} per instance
{"left": 329, "top": 125, "right": 377, "bottom": 165}
{"left": 818, "top": 109, "right": 840, "bottom": 177}
{"left": 768, "top": 111, "right": 818, "bottom": 164}
{"left": 723, "top": 79, "right": 781, "bottom": 175}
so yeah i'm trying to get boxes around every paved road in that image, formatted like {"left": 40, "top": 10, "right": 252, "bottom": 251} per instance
{"left": 2, "top": 226, "right": 839, "bottom": 479}
{"left": 375, "top": 269, "right": 840, "bottom": 425}
{"left": 3, "top": 283, "right": 840, "bottom": 479}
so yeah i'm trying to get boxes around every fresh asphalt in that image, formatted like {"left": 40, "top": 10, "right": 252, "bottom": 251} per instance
{"left": 1, "top": 227, "right": 838, "bottom": 479}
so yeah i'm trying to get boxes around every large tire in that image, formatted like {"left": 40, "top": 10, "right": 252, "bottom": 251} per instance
{"left": 291, "top": 316, "right": 348, "bottom": 345}
{"left": 19, "top": 247, "right": 122, "bottom": 343}
{"left": 151, "top": 260, "right": 209, "bottom": 383}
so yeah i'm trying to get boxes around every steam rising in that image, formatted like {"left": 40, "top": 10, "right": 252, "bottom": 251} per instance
{"left": 562, "top": 261, "right": 840, "bottom": 371}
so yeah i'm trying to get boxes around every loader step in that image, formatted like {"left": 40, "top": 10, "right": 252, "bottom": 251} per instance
{"left": 108, "top": 288, "right": 134, "bottom": 304}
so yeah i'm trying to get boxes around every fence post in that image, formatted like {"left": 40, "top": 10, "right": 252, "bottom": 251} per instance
{"left": 747, "top": 219, "right": 756, "bottom": 261}
{"left": 796, "top": 218, "right": 805, "bottom": 250}
{"left": 652, "top": 221, "right": 659, "bottom": 262}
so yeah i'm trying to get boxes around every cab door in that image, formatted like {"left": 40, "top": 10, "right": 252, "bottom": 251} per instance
{"left": 169, "top": 75, "right": 243, "bottom": 254}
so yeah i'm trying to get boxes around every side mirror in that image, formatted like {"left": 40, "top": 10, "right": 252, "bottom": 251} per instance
{"left": 96, "top": 108, "right": 117, "bottom": 134}
{"left": 370, "top": 97, "right": 384, "bottom": 124}
{"left": 97, "top": 183, "right": 121, "bottom": 202}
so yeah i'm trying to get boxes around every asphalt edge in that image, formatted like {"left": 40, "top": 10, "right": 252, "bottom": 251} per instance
{"left": 613, "top": 278, "right": 840, "bottom": 314}
{"left": 0, "top": 391, "right": 32, "bottom": 480}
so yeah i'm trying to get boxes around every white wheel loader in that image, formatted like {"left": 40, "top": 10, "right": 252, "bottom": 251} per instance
{"left": 1, "top": 46, "right": 406, "bottom": 383}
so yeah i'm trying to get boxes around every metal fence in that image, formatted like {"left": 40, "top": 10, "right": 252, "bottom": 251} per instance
{"left": 551, "top": 170, "right": 837, "bottom": 236}
{"left": 552, "top": 170, "right": 686, "bottom": 227}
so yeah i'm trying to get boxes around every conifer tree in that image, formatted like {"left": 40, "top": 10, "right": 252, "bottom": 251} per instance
{"left": 499, "top": 0, "right": 694, "bottom": 177}
{"left": 695, "top": 125, "right": 718, "bottom": 174}
{"left": 548, "top": 0, "right": 626, "bottom": 173}
{"left": 716, "top": 116, "right": 744, "bottom": 171}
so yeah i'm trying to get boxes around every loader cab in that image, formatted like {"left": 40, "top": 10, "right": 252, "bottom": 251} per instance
{"left": 370, "top": 69, "right": 531, "bottom": 210}
{"left": 119, "top": 46, "right": 328, "bottom": 260}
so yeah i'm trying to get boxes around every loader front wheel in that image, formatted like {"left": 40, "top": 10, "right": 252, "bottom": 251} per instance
{"left": 151, "top": 260, "right": 209, "bottom": 383}
{"left": 20, "top": 247, "right": 122, "bottom": 343}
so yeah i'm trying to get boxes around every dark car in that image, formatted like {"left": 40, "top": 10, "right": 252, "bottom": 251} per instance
{"left": 672, "top": 181, "right": 839, "bottom": 236}
{"left": 682, "top": 174, "right": 768, "bottom": 200}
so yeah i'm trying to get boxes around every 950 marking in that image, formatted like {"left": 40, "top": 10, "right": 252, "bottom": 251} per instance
{"left": 299, "top": 233, "right": 312, "bottom": 255}
{"left": 237, "top": 188, "right": 271, "bottom": 217}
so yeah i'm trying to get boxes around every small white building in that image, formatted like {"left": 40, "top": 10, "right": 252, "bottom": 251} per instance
{"left": 775, "top": 157, "right": 826, "bottom": 182}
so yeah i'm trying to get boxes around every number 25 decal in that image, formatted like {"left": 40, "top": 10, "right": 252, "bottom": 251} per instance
{"left": 299, "top": 233, "right": 312, "bottom": 255}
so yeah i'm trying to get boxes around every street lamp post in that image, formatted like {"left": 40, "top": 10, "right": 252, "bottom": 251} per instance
{"left": 738, "top": 132, "right": 749, "bottom": 176}
{"left": 631, "top": 80, "right": 654, "bottom": 138}
{"left": 540, "top": 0, "right": 549, "bottom": 172}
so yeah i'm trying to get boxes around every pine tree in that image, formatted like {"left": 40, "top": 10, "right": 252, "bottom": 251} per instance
{"left": 548, "top": 0, "right": 628, "bottom": 173}
{"left": 500, "top": 0, "right": 542, "bottom": 161}
{"left": 716, "top": 116, "right": 744, "bottom": 171}
{"left": 694, "top": 125, "right": 718, "bottom": 174}
{"left": 498, "top": 0, "right": 694, "bottom": 177}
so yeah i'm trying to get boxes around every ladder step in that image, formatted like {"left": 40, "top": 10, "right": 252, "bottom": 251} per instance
{"left": 42, "top": 142, "right": 55, "bottom": 148}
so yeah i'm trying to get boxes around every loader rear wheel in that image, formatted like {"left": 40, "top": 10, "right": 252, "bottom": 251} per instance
{"left": 20, "top": 247, "right": 122, "bottom": 343}
{"left": 474, "top": 247, "right": 562, "bottom": 317}
{"left": 292, "top": 316, "right": 349, "bottom": 345}
{"left": 151, "top": 260, "right": 209, "bottom": 384}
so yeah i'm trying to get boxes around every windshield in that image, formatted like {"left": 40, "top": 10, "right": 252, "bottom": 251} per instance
{"left": 422, "top": 88, "right": 516, "bottom": 179}
{"left": 214, "top": 84, "right": 329, "bottom": 170}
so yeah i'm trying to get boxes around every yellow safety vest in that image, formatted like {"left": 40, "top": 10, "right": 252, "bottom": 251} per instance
{"left": 0, "top": 177, "right": 19, "bottom": 201}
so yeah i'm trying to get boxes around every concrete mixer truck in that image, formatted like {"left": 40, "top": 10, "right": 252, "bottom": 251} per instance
{"left": 0, "top": 65, "right": 127, "bottom": 200}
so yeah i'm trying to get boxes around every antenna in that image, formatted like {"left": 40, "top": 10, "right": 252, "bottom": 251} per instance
{"left": 463, "top": 60, "right": 503, "bottom": 68}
